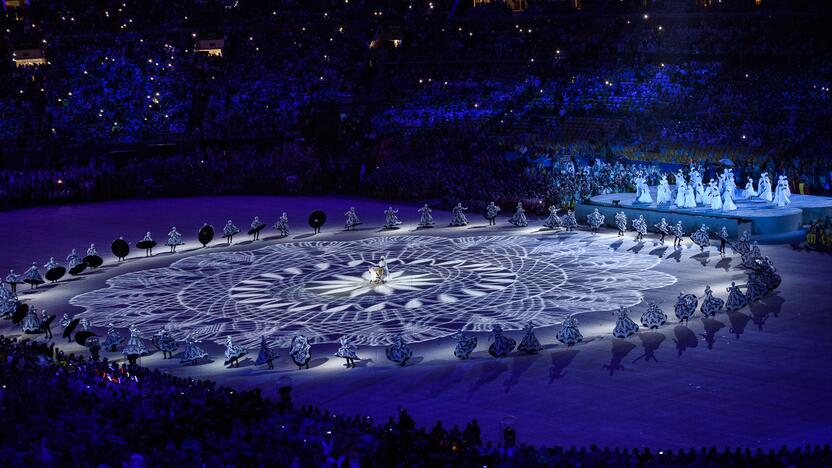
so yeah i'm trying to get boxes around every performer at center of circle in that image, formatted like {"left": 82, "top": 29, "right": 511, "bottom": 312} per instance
{"left": 368, "top": 256, "right": 390, "bottom": 284}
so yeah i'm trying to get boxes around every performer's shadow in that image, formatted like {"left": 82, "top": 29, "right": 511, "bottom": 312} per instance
{"left": 726, "top": 310, "right": 751, "bottom": 338}
{"left": 649, "top": 246, "right": 668, "bottom": 258}
{"left": 548, "top": 349, "right": 578, "bottom": 383}
{"left": 665, "top": 249, "right": 683, "bottom": 263}
{"left": 350, "top": 358, "right": 374, "bottom": 368}
{"left": 503, "top": 353, "right": 540, "bottom": 393}
{"left": 673, "top": 325, "right": 698, "bottom": 356}
{"left": 714, "top": 257, "right": 733, "bottom": 272}
{"left": 627, "top": 242, "right": 645, "bottom": 254}
{"left": 293, "top": 233, "right": 317, "bottom": 240}
{"left": 603, "top": 339, "right": 637, "bottom": 375}
{"left": 748, "top": 303, "right": 770, "bottom": 331}
{"left": 306, "top": 357, "right": 329, "bottom": 369}
{"left": 467, "top": 361, "right": 509, "bottom": 398}
{"left": 760, "top": 292, "right": 785, "bottom": 318}
{"left": 691, "top": 251, "right": 710, "bottom": 267}
{"left": 700, "top": 317, "right": 726, "bottom": 350}
{"left": 633, "top": 331, "right": 665, "bottom": 363}
{"left": 609, "top": 240, "right": 623, "bottom": 251}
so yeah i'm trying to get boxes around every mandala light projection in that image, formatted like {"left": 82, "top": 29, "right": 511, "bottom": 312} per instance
{"left": 71, "top": 235, "right": 676, "bottom": 348}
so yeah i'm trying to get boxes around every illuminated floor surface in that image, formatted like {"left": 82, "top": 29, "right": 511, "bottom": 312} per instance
{"left": 1, "top": 196, "right": 830, "bottom": 449}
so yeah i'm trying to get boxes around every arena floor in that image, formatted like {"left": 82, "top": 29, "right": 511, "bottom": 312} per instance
{"left": 1, "top": 196, "right": 830, "bottom": 449}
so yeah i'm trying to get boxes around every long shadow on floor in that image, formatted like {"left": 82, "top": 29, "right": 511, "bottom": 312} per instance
{"left": 700, "top": 317, "right": 726, "bottom": 350}
{"left": 691, "top": 251, "right": 710, "bottom": 267}
{"left": 649, "top": 246, "right": 668, "bottom": 258}
{"left": 608, "top": 239, "right": 623, "bottom": 251}
{"left": 627, "top": 242, "right": 645, "bottom": 254}
{"left": 673, "top": 325, "right": 698, "bottom": 356}
{"left": 633, "top": 331, "right": 665, "bottom": 363}
{"left": 715, "top": 257, "right": 733, "bottom": 272}
{"left": 665, "top": 248, "right": 683, "bottom": 263}
{"left": 726, "top": 310, "right": 752, "bottom": 338}
{"left": 549, "top": 348, "right": 579, "bottom": 382}
{"left": 603, "top": 339, "right": 637, "bottom": 375}
{"left": 467, "top": 360, "right": 509, "bottom": 399}
{"left": 503, "top": 353, "right": 540, "bottom": 393}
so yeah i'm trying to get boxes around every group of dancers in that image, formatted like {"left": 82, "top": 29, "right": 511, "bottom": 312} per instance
{"left": 644, "top": 166, "right": 792, "bottom": 210}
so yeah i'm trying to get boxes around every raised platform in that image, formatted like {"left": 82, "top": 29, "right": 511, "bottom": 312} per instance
{"left": 580, "top": 190, "right": 832, "bottom": 239}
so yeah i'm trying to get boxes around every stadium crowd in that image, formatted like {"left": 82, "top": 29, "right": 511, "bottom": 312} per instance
{"left": 2, "top": 335, "right": 830, "bottom": 466}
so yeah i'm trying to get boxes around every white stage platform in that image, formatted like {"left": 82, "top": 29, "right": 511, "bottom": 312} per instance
{"left": 581, "top": 190, "right": 832, "bottom": 239}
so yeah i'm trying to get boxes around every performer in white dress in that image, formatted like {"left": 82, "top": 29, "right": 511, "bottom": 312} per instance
{"left": 675, "top": 180, "right": 688, "bottom": 208}
{"left": 223, "top": 336, "right": 247, "bottom": 367}
{"left": 633, "top": 172, "right": 644, "bottom": 200}
{"left": 725, "top": 281, "right": 748, "bottom": 312}
{"left": 508, "top": 202, "right": 528, "bottom": 227}
{"left": 488, "top": 324, "right": 516, "bottom": 357}
{"left": 344, "top": 207, "right": 361, "bottom": 231}
{"left": 691, "top": 166, "right": 705, "bottom": 204}
{"left": 702, "top": 179, "right": 714, "bottom": 206}
{"left": 517, "top": 322, "right": 543, "bottom": 354}
{"left": 561, "top": 209, "right": 578, "bottom": 231}
{"left": 452, "top": 330, "right": 477, "bottom": 360}
{"left": 383, "top": 206, "right": 402, "bottom": 229}
{"left": 249, "top": 216, "right": 266, "bottom": 240}
{"left": 484, "top": 202, "right": 500, "bottom": 226}
{"left": 640, "top": 301, "right": 667, "bottom": 329}
{"left": 222, "top": 220, "right": 240, "bottom": 244}
{"left": 655, "top": 175, "right": 672, "bottom": 205}
{"left": 637, "top": 178, "right": 653, "bottom": 204}
{"left": 742, "top": 177, "right": 758, "bottom": 198}
{"left": 654, "top": 218, "right": 670, "bottom": 243}
{"left": 774, "top": 175, "right": 791, "bottom": 207}
{"left": 632, "top": 215, "right": 647, "bottom": 240}
{"left": 255, "top": 335, "right": 279, "bottom": 369}
{"left": 417, "top": 204, "right": 434, "bottom": 228}
{"left": 289, "top": 335, "right": 312, "bottom": 369}
{"left": 586, "top": 209, "right": 604, "bottom": 234}
{"left": 542, "top": 206, "right": 562, "bottom": 230}
{"left": 612, "top": 306, "right": 639, "bottom": 338}
{"left": 6, "top": 269, "right": 21, "bottom": 296}
{"left": 449, "top": 203, "right": 468, "bottom": 227}
{"left": 674, "top": 169, "right": 685, "bottom": 199}
{"left": 709, "top": 181, "right": 723, "bottom": 210}
{"left": 690, "top": 224, "right": 711, "bottom": 252}
{"left": 167, "top": 226, "right": 183, "bottom": 252}
{"left": 672, "top": 221, "right": 686, "bottom": 248}
{"left": 24, "top": 262, "right": 44, "bottom": 289}
{"left": 180, "top": 334, "right": 208, "bottom": 366}
{"left": 683, "top": 183, "right": 697, "bottom": 208}
{"left": 700, "top": 285, "right": 724, "bottom": 317}
{"left": 273, "top": 212, "right": 290, "bottom": 237}
{"left": 674, "top": 292, "right": 698, "bottom": 324}
{"left": 334, "top": 336, "right": 361, "bottom": 368}
{"left": 556, "top": 315, "right": 583, "bottom": 347}
{"left": 614, "top": 211, "right": 627, "bottom": 236}
{"left": 722, "top": 185, "right": 738, "bottom": 211}
{"left": 758, "top": 172, "right": 773, "bottom": 202}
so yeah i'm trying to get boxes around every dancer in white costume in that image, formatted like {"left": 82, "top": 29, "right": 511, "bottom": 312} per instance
{"left": 674, "top": 169, "right": 685, "bottom": 197}
{"left": 561, "top": 210, "right": 578, "bottom": 231}
{"left": 774, "top": 175, "right": 791, "bottom": 207}
{"left": 222, "top": 220, "right": 240, "bottom": 244}
{"left": 675, "top": 180, "right": 688, "bottom": 208}
{"left": 508, "top": 202, "right": 528, "bottom": 227}
{"left": 690, "top": 224, "right": 711, "bottom": 251}
{"left": 655, "top": 175, "right": 672, "bottom": 205}
{"left": 542, "top": 206, "right": 562, "bottom": 229}
{"left": 344, "top": 207, "right": 361, "bottom": 231}
{"left": 273, "top": 212, "right": 290, "bottom": 237}
{"left": 249, "top": 216, "right": 266, "bottom": 240}
{"left": 758, "top": 172, "right": 773, "bottom": 202}
{"left": 632, "top": 215, "right": 647, "bottom": 240}
{"left": 417, "top": 204, "right": 435, "bottom": 228}
{"left": 334, "top": 336, "right": 361, "bottom": 368}
{"left": 672, "top": 221, "right": 686, "bottom": 248}
{"left": 722, "top": 185, "right": 738, "bottom": 211}
{"left": 709, "top": 181, "right": 723, "bottom": 210}
{"left": 654, "top": 218, "right": 670, "bottom": 243}
{"left": 484, "top": 202, "right": 501, "bottom": 226}
{"left": 633, "top": 172, "right": 644, "bottom": 200}
{"left": 167, "top": 227, "right": 183, "bottom": 252}
{"left": 637, "top": 178, "right": 653, "bottom": 204}
{"left": 614, "top": 212, "right": 627, "bottom": 236}
{"left": 700, "top": 285, "right": 725, "bottom": 317}
{"left": 683, "top": 183, "right": 697, "bottom": 208}
{"left": 556, "top": 315, "right": 583, "bottom": 347}
{"left": 383, "top": 206, "right": 402, "bottom": 229}
{"left": 612, "top": 306, "right": 639, "bottom": 338}
{"left": 449, "top": 203, "right": 468, "bottom": 226}
{"left": 702, "top": 179, "right": 714, "bottom": 206}
{"left": 640, "top": 301, "right": 667, "bottom": 329}
{"left": 742, "top": 177, "right": 758, "bottom": 198}
{"left": 691, "top": 166, "right": 705, "bottom": 204}
{"left": 586, "top": 209, "right": 605, "bottom": 234}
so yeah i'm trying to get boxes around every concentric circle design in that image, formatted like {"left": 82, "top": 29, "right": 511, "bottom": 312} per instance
{"left": 70, "top": 235, "right": 676, "bottom": 348}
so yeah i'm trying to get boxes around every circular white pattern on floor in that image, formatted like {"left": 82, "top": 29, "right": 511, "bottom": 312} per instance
{"left": 70, "top": 235, "right": 676, "bottom": 347}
